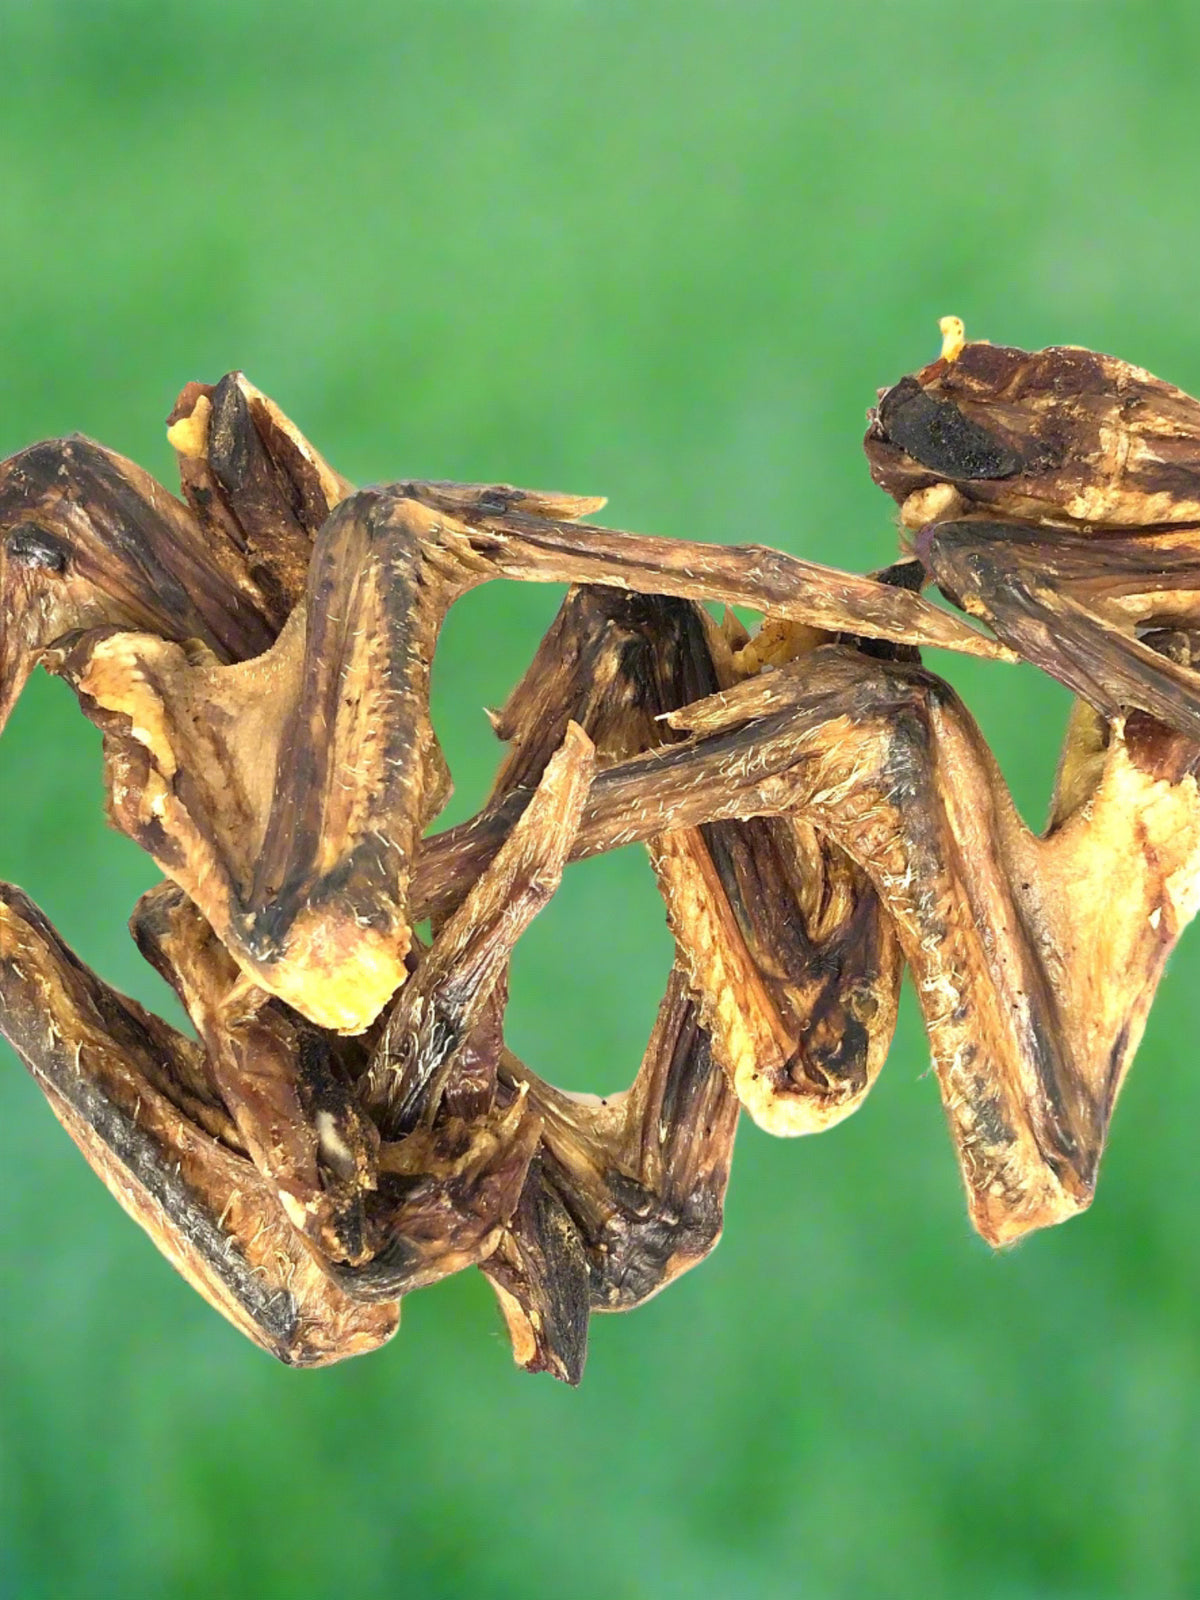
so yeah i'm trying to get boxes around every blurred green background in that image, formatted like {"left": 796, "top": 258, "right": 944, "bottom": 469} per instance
{"left": 3, "top": 3, "right": 1200, "bottom": 1596}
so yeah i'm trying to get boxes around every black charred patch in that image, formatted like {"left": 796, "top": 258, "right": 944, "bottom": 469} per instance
{"left": 558, "top": 587, "right": 721, "bottom": 732}
{"left": 4, "top": 1006, "right": 300, "bottom": 1353}
{"left": 6, "top": 523, "right": 70, "bottom": 573}
{"left": 520, "top": 1174, "right": 592, "bottom": 1383}
{"left": 838, "top": 564, "right": 926, "bottom": 661}
{"left": 207, "top": 375, "right": 259, "bottom": 500}
{"left": 484, "top": 1157, "right": 592, "bottom": 1384}
{"left": 794, "top": 1011, "right": 870, "bottom": 1093}
{"left": 331, "top": 1225, "right": 423, "bottom": 1301}
{"left": 877, "top": 377, "right": 1023, "bottom": 480}
{"left": 969, "top": 1081, "right": 1015, "bottom": 1149}
{"left": 879, "top": 701, "right": 937, "bottom": 804}
{"left": 593, "top": 1173, "right": 723, "bottom": 1311}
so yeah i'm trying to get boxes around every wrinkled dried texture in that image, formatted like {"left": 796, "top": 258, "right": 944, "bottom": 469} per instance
{"left": 132, "top": 882, "right": 381, "bottom": 1265}
{"left": 4, "top": 342, "right": 1200, "bottom": 1379}
{"left": 867, "top": 340, "right": 1200, "bottom": 528}
{"left": 362, "top": 722, "right": 595, "bottom": 1141}
{"left": 123, "top": 715, "right": 597, "bottom": 1316}
{"left": 168, "top": 372, "right": 353, "bottom": 624}
{"left": 4, "top": 410, "right": 1004, "bottom": 1037}
{"left": 452, "top": 587, "right": 746, "bottom": 1380}
{"left": 0, "top": 885, "right": 397, "bottom": 1365}
{"left": 468, "top": 586, "right": 903, "bottom": 1138}
{"left": 0, "top": 439, "right": 275, "bottom": 733}
{"left": 866, "top": 338, "right": 1200, "bottom": 739}
{"left": 416, "top": 629, "right": 1200, "bottom": 1243}
{"left": 552, "top": 644, "right": 1200, "bottom": 1241}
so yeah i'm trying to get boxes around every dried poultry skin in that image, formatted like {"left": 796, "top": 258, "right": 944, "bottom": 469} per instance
{"left": 0, "top": 333, "right": 1199, "bottom": 1377}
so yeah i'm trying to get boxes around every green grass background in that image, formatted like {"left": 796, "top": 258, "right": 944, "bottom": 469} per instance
{"left": 3, "top": 3, "right": 1200, "bottom": 1596}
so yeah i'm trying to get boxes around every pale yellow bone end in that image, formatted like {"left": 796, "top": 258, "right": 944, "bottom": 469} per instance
{"left": 252, "top": 909, "right": 412, "bottom": 1034}
{"left": 938, "top": 315, "right": 966, "bottom": 362}
{"left": 899, "top": 481, "right": 965, "bottom": 531}
{"left": 166, "top": 392, "right": 213, "bottom": 459}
